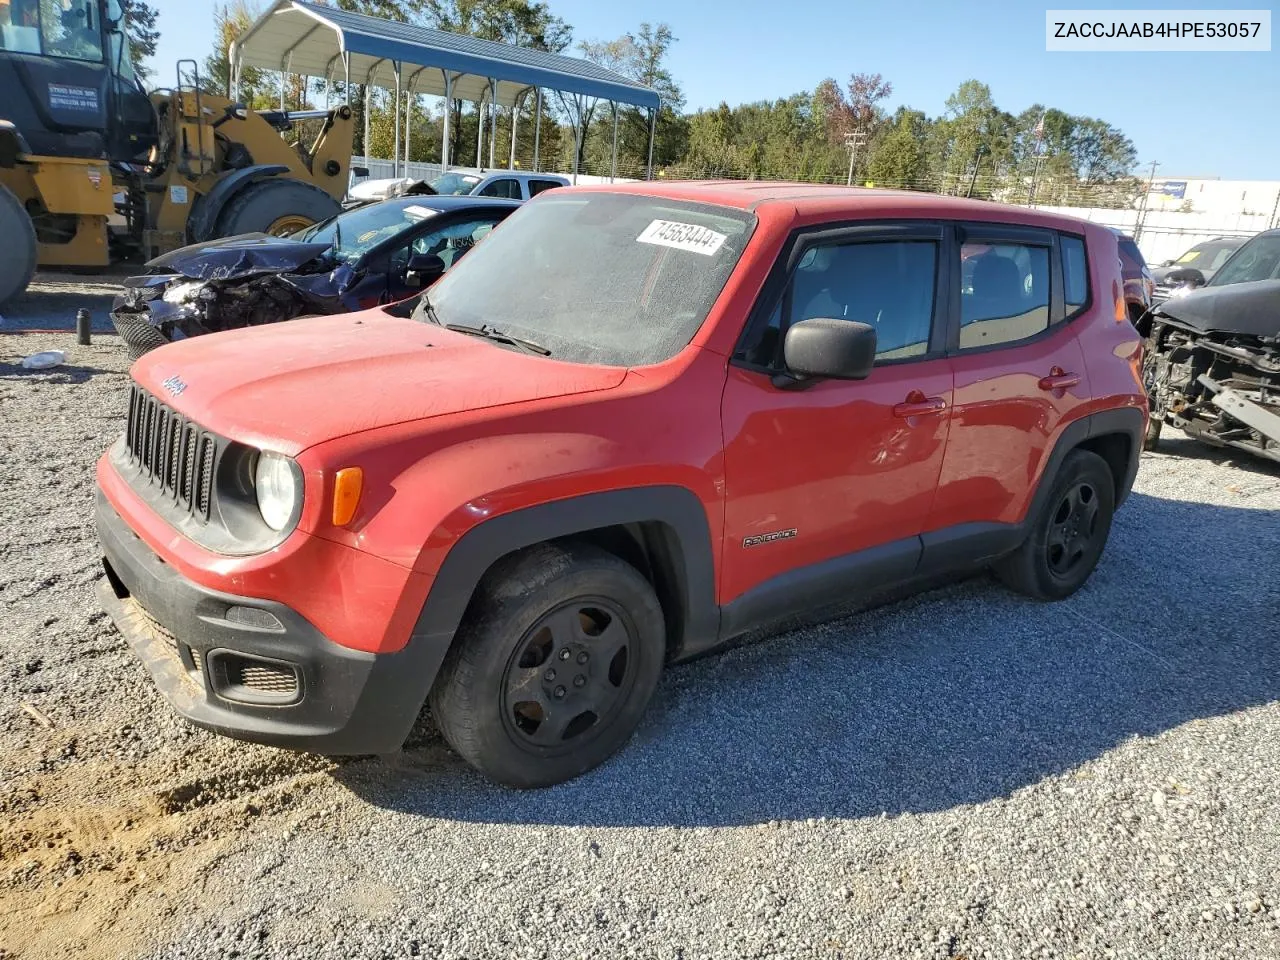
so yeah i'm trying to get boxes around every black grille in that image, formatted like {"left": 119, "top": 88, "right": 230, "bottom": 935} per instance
{"left": 232, "top": 661, "right": 299, "bottom": 696}
{"left": 125, "top": 385, "right": 219, "bottom": 520}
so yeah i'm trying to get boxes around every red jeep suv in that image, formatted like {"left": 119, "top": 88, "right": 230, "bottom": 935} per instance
{"left": 96, "top": 183, "right": 1147, "bottom": 787}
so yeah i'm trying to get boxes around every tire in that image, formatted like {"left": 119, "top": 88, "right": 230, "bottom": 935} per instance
{"left": 0, "top": 183, "right": 37, "bottom": 306}
{"left": 994, "top": 449, "right": 1116, "bottom": 601}
{"left": 214, "top": 178, "right": 340, "bottom": 238}
{"left": 430, "top": 542, "right": 666, "bottom": 788}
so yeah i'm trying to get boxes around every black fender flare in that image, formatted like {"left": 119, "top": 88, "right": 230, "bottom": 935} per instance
{"left": 1030, "top": 407, "right": 1145, "bottom": 519}
{"left": 398, "top": 486, "right": 719, "bottom": 703}
{"left": 187, "top": 164, "right": 289, "bottom": 243}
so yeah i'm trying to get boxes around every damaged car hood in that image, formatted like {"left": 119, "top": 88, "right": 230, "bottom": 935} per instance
{"left": 130, "top": 310, "right": 629, "bottom": 455}
{"left": 1155, "top": 279, "right": 1280, "bottom": 338}
{"left": 146, "top": 234, "right": 335, "bottom": 281}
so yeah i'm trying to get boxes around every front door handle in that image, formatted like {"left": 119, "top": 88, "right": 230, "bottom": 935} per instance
{"left": 1038, "top": 367, "right": 1081, "bottom": 391}
{"left": 893, "top": 390, "right": 948, "bottom": 419}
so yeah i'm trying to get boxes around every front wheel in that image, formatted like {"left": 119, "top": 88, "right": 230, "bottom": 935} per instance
{"left": 430, "top": 542, "right": 666, "bottom": 788}
{"left": 994, "top": 449, "right": 1116, "bottom": 601}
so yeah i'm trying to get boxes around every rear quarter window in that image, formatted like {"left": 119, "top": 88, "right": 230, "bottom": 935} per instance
{"left": 1060, "top": 235, "right": 1089, "bottom": 312}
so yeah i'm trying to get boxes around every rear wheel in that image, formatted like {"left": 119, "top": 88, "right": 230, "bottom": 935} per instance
{"left": 994, "top": 449, "right": 1116, "bottom": 601}
{"left": 430, "top": 542, "right": 666, "bottom": 788}
{"left": 0, "top": 183, "right": 37, "bottom": 305}
{"left": 214, "top": 178, "right": 340, "bottom": 238}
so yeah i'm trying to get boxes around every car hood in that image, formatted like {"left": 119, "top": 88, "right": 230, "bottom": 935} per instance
{"left": 1154, "top": 278, "right": 1280, "bottom": 338}
{"left": 131, "top": 311, "right": 629, "bottom": 455}
{"left": 146, "top": 233, "right": 334, "bottom": 280}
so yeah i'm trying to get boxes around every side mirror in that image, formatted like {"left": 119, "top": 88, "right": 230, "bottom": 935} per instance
{"left": 1166, "top": 266, "right": 1206, "bottom": 287}
{"left": 1160, "top": 259, "right": 1175, "bottom": 267}
{"left": 782, "top": 317, "right": 877, "bottom": 381}
{"left": 350, "top": 165, "right": 370, "bottom": 179}
{"left": 405, "top": 252, "right": 445, "bottom": 287}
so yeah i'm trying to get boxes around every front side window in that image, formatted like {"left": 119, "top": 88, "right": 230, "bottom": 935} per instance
{"left": 477, "top": 178, "right": 521, "bottom": 200}
{"left": 1210, "top": 234, "right": 1280, "bottom": 286}
{"left": 790, "top": 240, "right": 938, "bottom": 361}
{"left": 960, "top": 242, "right": 1050, "bottom": 349}
{"left": 424, "top": 193, "right": 755, "bottom": 366}
{"left": 409, "top": 216, "right": 501, "bottom": 269}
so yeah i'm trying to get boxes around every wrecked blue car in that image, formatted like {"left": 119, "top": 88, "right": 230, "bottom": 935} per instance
{"left": 110, "top": 195, "right": 519, "bottom": 358}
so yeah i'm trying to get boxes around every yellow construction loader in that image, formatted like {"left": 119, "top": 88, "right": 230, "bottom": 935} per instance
{"left": 0, "top": 0, "right": 353, "bottom": 304}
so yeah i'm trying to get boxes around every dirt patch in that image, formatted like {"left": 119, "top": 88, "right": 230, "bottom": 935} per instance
{"left": 0, "top": 727, "right": 340, "bottom": 959}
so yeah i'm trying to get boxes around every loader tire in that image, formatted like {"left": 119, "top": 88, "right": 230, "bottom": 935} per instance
{"left": 214, "top": 178, "right": 340, "bottom": 239}
{"left": 0, "top": 183, "right": 37, "bottom": 305}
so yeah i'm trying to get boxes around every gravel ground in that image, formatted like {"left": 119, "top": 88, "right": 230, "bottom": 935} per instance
{"left": 2, "top": 317, "right": 1280, "bottom": 960}
{"left": 0, "top": 271, "right": 127, "bottom": 334}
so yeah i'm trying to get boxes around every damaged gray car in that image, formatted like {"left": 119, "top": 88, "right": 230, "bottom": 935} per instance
{"left": 1143, "top": 278, "right": 1280, "bottom": 463}
{"left": 110, "top": 196, "right": 519, "bottom": 358}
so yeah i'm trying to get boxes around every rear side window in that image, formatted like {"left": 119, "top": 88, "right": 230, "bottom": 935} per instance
{"left": 529, "top": 179, "right": 564, "bottom": 196}
{"left": 959, "top": 242, "right": 1050, "bottom": 349}
{"left": 1061, "top": 235, "right": 1089, "bottom": 312}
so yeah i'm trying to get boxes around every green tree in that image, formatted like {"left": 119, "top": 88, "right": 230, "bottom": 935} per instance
{"left": 123, "top": 0, "right": 160, "bottom": 82}
{"left": 866, "top": 108, "right": 928, "bottom": 188}
{"left": 204, "top": 1, "right": 274, "bottom": 105}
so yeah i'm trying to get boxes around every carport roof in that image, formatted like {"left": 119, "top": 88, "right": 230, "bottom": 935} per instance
{"left": 232, "top": 0, "right": 661, "bottom": 110}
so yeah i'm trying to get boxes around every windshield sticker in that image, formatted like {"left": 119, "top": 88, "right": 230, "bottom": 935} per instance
{"left": 637, "top": 219, "right": 727, "bottom": 256}
{"left": 403, "top": 205, "right": 437, "bottom": 221}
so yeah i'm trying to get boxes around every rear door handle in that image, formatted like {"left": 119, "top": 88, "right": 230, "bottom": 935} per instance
{"left": 1038, "top": 367, "right": 1081, "bottom": 391}
{"left": 893, "top": 391, "right": 948, "bottom": 418}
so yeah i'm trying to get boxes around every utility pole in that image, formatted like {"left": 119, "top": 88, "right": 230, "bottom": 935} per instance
{"left": 845, "top": 130, "right": 867, "bottom": 186}
{"left": 965, "top": 146, "right": 985, "bottom": 198}
{"left": 1025, "top": 111, "right": 1046, "bottom": 205}
{"left": 1134, "top": 160, "right": 1160, "bottom": 242}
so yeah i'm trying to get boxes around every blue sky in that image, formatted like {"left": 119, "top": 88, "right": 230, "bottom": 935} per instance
{"left": 150, "top": 0, "right": 1277, "bottom": 178}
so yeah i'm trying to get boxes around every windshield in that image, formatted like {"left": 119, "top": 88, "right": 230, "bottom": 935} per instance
{"left": 293, "top": 201, "right": 439, "bottom": 263}
{"left": 1174, "top": 240, "right": 1240, "bottom": 272}
{"left": 1209, "top": 235, "right": 1280, "bottom": 287}
{"left": 429, "top": 172, "right": 482, "bottom": 196}
{"left": 424, "top": 192, "right": 756, "bottom": 366}
{"left": 0, "top": 0, "right": 104, "bottom": 61}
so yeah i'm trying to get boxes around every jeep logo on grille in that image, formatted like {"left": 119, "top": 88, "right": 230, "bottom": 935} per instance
{"left": 160, "top": 375, "right": 188, "bottom": 397}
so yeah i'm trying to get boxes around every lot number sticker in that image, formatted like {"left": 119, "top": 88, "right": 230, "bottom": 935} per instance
{"left": 637, "top": 219, "right": 727, "bottom": 256}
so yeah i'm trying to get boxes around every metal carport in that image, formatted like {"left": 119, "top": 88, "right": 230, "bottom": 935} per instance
{"left": 231, "top": 0, "right": 661, "bottom": 181}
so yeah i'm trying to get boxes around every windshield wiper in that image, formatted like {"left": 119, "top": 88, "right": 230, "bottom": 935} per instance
{"left": 412, "top": 294, "right": 443, "bottom": 326}
{"left": 445, "top": 322, "right": 551, "bottom": 356}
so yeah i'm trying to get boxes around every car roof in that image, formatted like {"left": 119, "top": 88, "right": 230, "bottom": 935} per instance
{"left": 567, "top": 180, "right": 1107, "bottom": 232}
{"left": 473, "top": 171, "right": 569, "bottom": 183}
{"left": 379, "top": 195, "right": 521, "bottom": 212}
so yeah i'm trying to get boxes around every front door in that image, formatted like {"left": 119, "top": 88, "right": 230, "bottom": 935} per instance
{"left": 720, "top": 225, "right": 955, "bottom": 607}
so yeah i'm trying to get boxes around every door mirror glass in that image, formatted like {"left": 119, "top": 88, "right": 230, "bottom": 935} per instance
{"left": 782, "top": 318, "right": 877, "bottom": 381}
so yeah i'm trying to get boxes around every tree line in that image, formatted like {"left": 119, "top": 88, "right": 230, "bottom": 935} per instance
{"left": 193, "top": 0, "right": 1138, "bottom": 206}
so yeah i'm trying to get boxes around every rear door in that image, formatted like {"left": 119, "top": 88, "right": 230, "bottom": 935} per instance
{"left": 720, "top": 223, "right": 955, "bottom": 606}
{"left": 926, "top": 224, "right": 1090, "bottom": 537}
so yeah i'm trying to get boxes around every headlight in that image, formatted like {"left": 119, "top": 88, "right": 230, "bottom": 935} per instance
{"left": 254, "top": 452, "right": 299, "bottom": 531}
{"left": 162, "top": 280, "right": 204, "bottom": 305}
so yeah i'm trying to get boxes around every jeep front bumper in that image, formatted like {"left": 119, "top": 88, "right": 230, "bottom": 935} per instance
{"left": 96, "top": 490, "right": 436, "bottom": 755}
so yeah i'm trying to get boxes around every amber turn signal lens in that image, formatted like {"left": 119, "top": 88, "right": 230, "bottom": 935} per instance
{"left": 332, "top": 467, "right": 363, "bottom": 527}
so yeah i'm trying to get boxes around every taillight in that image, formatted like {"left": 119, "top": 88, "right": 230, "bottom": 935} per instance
{"left": 1113, "top": 279, "right": 1127, "bottom": 323}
